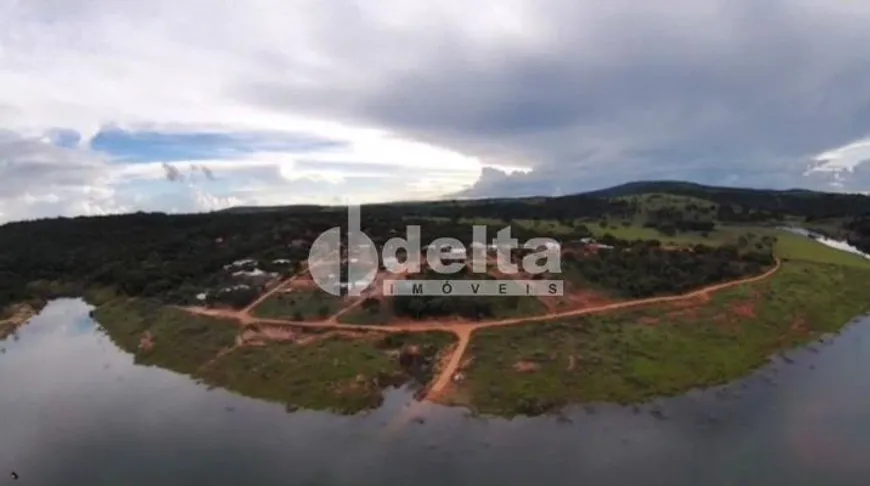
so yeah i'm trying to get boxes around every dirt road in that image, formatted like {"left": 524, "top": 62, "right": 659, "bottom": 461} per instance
{"left": 240, "top": 266, "right": 311, "bottom": 315}
{"left": 424, "top": 325, "right": 472, "bottom": 402}
{"left": 182, "top": 259, "right": 781, "bottom": 402}
{"left": 424, "top": 258, "right": 781, "bottom": 401}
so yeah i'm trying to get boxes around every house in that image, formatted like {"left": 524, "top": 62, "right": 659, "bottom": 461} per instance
{"left": 383, "top": 256, "right": 400, "bottom": 267}
{"left": 223, "top": 258, "right": 256, "bottom": 270}
{"left": 588, "top": 243, "right": 614, "bottom": 251}
{"left": 339, "top": 279, "right": 371, "bottom": 291}
{"left": 426, "top": 243, "right": 467, "bottom": 258}
{"left": 448, "top": 247, "right": 466, "bottom": 257}
{"left": 487, "top": 243, "right": 513, "bottom": 251}
{"left": 232, "top": 268, "right": 279, "bottom": 286}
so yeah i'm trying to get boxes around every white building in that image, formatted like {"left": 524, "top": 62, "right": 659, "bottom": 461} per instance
{"left": 339, "top": 280, "right": 371, "bottom": 291}
{"left": 383, "top": 256, "right": 400, "bottom": 267}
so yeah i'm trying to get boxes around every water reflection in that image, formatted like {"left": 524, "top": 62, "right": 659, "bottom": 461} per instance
{"left": 781, "top": 226, "right": 870, "bottom": 259}
{"left": 1, "top": 299, "right": 868, "bottom": 485}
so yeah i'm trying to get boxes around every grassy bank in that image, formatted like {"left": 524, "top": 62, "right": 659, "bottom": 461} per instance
{"left": 93, "top": 298, "right": 456, "bottom": 414}
{"left": 0, "top": 302, "right": 42, "bottom": 341}
{"left": 93, "top": 298, "right": 240, "bottom": 375}
{"left": 198, "top": 330, "right": 456, "bottom": 414}
{"left": 457, "top": 259, "right": 870, "bottom": 416}
{"left": 771, "top": 230, "right": 870, "bottom": 269}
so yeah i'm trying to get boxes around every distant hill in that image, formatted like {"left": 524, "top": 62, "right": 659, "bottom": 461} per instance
{"left": 219, "top": 204, "right": 327, "bottom": 214}
{"left": 218, "top": 180, "right": 834, "bottom": 215}
{"left": 581, "top": 180, "right": 819, "bottom": 199}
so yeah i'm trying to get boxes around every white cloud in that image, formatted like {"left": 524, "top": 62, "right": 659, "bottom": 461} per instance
{"left": 0, "top": 0, "right": 490, "bottom": 222}
{"left": 807, "top": 138, "right": 870, "bottom": 174}
{"left": 3, "top": 0, "right": 870, "bottom": 220}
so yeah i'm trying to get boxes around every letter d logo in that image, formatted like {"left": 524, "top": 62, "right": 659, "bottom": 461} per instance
{"left": 309, "top": 205, "right": 378, "bottom": 296}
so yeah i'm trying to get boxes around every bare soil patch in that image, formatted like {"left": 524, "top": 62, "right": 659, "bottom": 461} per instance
{"left": 513, "top": 360, "right": 541, "bottom": 373}
{"left": 566, "top": 355, "right": 577, "bottom": 371}
{"left": 790, "top": 316, "right": 811, "bottom": 336}
{"left": 138, "top": 331, "right": 155, "bottom": 352}
{"left": 731, "top": 301, "right": 757, "bottom": 318}
{"left": 333, "top": 374, "right": 372, "bottom": 397}
{"left": 287, "top": 279, "right": 318, "bottom": 290}
{"left": 664, "top": 307, "right": 700, "bottom": 321}
{"left": 0, "top": 303, "right": 38, "bottom": 339}
{"left": 560, "top": 287, "right": 614, "bottom": 309}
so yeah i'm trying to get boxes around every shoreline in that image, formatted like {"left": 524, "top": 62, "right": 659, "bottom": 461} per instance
{"left": 0, "top": 303, "right": 39, "bottom": 340}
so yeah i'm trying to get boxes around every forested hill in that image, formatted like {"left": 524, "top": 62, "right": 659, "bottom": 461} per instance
{"left": 578, "top": 180, "right": 870, "bottom": 220}
{"left": 3, "top": 180, "right": 870, "bottom": 313}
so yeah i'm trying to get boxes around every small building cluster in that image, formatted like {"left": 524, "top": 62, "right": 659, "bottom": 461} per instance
{"left": 195, "top": 257, "right": 295, "bottom": 305}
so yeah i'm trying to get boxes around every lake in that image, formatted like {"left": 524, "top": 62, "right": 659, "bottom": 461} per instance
{"left": 2, "top": 298, "right": 869, "bottom": 485}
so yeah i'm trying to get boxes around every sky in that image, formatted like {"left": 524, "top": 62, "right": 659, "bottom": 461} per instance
{"left": 2, "top": 0, "right": 870, "bottom": 222}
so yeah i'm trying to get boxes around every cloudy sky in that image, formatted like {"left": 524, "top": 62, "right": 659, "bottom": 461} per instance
{"left": 2, "top": 0, "right": 870, "bottom": 222}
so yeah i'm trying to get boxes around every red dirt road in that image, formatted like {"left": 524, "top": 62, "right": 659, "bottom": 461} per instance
{"left": 182, "top": 259, "right": 781, "bottom": 403}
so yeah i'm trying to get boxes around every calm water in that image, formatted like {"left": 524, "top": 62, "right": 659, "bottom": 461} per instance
{"left": 781, "top": 227, "right": 870, "bottom": 259}
{"left": 2, "top": 299, "right": 869, "bottom": 485}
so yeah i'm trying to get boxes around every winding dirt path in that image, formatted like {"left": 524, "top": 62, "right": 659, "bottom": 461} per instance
{"left": 240, "top": 265, "right": 311, "bottom": 315}
{"left": 424, "top": 258, "right": 781, "bottom": 401}
{"left": 425, "top": 325, "right": 472, "bottom": 402}
{"left": 182, "top": 258, "right": 781, "bottom": 403}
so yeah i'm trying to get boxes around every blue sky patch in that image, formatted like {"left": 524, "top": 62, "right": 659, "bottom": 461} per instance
{"left": 90, "top": 129, "right": 346, "bottom": 163}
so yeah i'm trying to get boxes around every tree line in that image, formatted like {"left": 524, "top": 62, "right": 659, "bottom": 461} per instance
{"left": 0, "top": 180, "right": 864, "bottom": 311}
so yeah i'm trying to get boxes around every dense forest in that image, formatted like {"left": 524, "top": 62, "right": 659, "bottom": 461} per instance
{"left": 1, "top": 180, "right": 868, "bottom": 312}
{"left": 565, "top": 239, "right": 775, "bottom": 298}
{"left": 391, "top": 267, "right": 508, "bottom": 320}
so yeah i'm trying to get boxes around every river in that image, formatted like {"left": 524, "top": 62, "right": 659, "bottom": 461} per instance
{"left": 1, "top": 298, "right": 869, "bottom": 485}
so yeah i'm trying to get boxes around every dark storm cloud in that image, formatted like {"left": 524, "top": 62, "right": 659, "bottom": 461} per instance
{"left": 235, "top": 0, "right": 870, "bottom": 196}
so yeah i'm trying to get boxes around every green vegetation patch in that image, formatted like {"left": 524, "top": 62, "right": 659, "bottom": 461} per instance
{"left": 337, "top": 298, "right": 394, "bottom": 325}
{"left": 251, "top": 290, "right": 345, "bottom": 320}
{"left": 617, "top": 193, "right": 719, "bottom": 213}
{"left": 382, "top": 268, "right": 548, "bottom": 321}
{"left": 459, "top": 260, "right": 870, "bottom": 417}
{"left": 199, "top": 331, "right": 456, "bottom": 414}
{"left": 95, "top": 298, "right": 456, "bottom": 414}
{"left": 393, "top": 292, "right": 548, "bottom": 321}
{"left": 587, "top": 222, "right": 743, "bottom": 246}
{"left": 563, "top": 241, "right": 773, "bottom": 298}
{"left": 93, "top": 298, "right": 240, "bottom": 375}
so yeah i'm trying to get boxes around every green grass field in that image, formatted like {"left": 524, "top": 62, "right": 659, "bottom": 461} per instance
{"left": 586, "top": 222, "right": 744, "bottom": 246}
{"left": 93, "top": 298, "right": 240, "bottom": 376}
{"left": 457, "top": 258, "right": 870, "bottom": 416}
{"left": 617, "top": 193, "right": 718, "bottom": 212}
{"left": 251, "top": 290, "right": 346, "bottom": 320}
{"left": 770, "top": 230, "right": 870, "bottom": 269}
{"left": 199, "top": 331, "right": 456, "bottom": 414}
{"left": 338, "top": 302, "right": 394, "bottom": 325}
